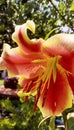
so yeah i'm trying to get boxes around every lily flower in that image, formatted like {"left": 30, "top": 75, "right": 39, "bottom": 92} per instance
{"left": 0, "top": 20, "right": 45, "bottom": 77}
{"left": 0, "top": 20, "right": 74, "bottom": 117}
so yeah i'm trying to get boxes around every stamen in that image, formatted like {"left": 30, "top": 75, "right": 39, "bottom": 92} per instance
{"left": 34, "top": 81, "right": 42, "bottom": 111}
{"left": 23, "top": 81, "right": 30, "bottom": 92}
{"left": 25, "top": 96, "right": 29, "bottom": 102}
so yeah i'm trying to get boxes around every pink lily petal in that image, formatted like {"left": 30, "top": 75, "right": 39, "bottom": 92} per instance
{"left": 43, "top": 33, "right": 74, "bottom": 74}
{"left": 37, "top": 65, "right": 72, "bottom": 117}
{"left": 1, "top": 44, "right": 46, "bottom": 77}
{"left": 12, "top": 20, "right": 44, "bottom": 54}
{"left": 67, "top": 74, "right": 74, "bottom": 94}
{"left": 43, "top": 33, "right": 74, "bottom": 57}
{"left": 19, "top": 76, "right": 38, "bottom": 95}
{"left": 0, "top": 57, "right": 6, "bottom": 70}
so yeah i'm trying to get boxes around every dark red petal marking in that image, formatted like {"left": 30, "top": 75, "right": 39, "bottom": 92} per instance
{"left": 42, "top": 82, "right": 49, "bottom": 107}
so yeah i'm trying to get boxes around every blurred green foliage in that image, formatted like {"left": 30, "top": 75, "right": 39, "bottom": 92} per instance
{"left": 68, "top": 117, "right": 74, "bottom": 130}
{"left": 0, "top": 0, "right": 74, "bottom": 54}
{"left": 0, "top": 79, "right": 4, "bottom": 85}
{"left": 0, "top": 98, "right": 49, "bottom": 130}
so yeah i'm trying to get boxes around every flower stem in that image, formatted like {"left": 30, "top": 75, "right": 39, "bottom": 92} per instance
{"left": 62, "top": 111, "right": 69, "bottom": 130}
{"left": 49, "top": 116, "right": 56, "bottom": 130}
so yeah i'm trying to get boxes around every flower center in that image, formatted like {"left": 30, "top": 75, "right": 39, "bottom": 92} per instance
{"left": 38, "top": 56, "right": 59, "bottom": 87}
{"left": 34, "top": 56, "right": 60, "bottom": 109}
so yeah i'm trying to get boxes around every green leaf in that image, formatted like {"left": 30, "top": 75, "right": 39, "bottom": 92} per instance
{"left": 70, "top": 2, "right": 74, "bottom": 11}
{"left": 68, "top": 117, "right": 74, "bottom": 130}
{"left": 45, "top": 27, "right": 59, "bottom": 40}
{"left": 58, "top": 3, "right": 66, "bottom": 12}
{"left": 38, "top": 116, "right": 50, "bottom": 128}
{"left": 49, "top": 116, "right": 56, "bottom": 130}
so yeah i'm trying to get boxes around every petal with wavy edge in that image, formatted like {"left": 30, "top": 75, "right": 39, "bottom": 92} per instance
{"left": 12, "top": 20, "right": 44, "bottom": 53}
{"left": 0, "top": 57, "right": 6, "bottom": 70}
{"left": 2, "top": 44, "right": 45, "bottom": 63}
{"left": 1, "top": 44, "right": 46, "bottom": 77}
{"left": 43, "top": 33, "right": 74, "bottom": 74}
{"left": 43, "top": 33, "right": 74, "bottom": 57}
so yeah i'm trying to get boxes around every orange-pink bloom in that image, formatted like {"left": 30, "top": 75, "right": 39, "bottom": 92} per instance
{"left": 0, "top": 20, "right": 74, "bottom": 117}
